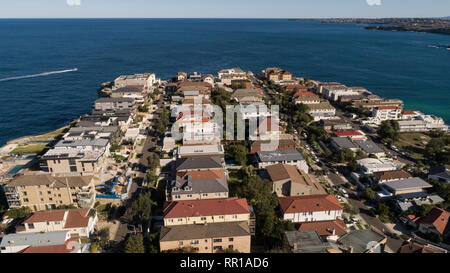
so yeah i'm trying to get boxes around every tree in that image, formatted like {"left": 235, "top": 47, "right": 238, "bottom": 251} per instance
{"left": 376, "top": 202, "right": 389, "bottom": 217}
{"left": 138, "top": 104, "right": 149, "bottom": 113}
{"left": 332, "top": 148, "right": 355, "bottom": 163}
{"left": 363, "top": 188, "right": 376, "bottom": 201}
{"left": 225, "top": 144, "right": 248, "bottom": 166}
{"left": 124, "top": 233, "right": 145, "bottom": 253}
{"left": 377, "top": 120, "right": 400, "bottom": 143}
{"left": 97, "top": 228, "right": 110, "bottom": 248}
{"left": 144, "top": 232, "right": 160, "bottom": 253}
{"left": 424, "top": 137, "right": 450, "bottom": 166}
{"left": 5, "top": 207, "right": 32, "bottom": 219}
{"left": 125, "top": 191, "right": 156, "bottom": 222}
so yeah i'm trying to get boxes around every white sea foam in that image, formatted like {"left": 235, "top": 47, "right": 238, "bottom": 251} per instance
{"left": 0, "top": 68, "right": 78, "bottom": 82}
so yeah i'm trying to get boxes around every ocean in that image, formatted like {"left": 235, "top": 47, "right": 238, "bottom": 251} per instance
{"left": 0, "top": 19, "right": 449, "bottom": 146}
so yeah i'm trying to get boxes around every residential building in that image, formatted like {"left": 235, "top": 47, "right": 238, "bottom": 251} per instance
{"left": 76, "top": 115, "right": 116, "bottom": 127}
{"left": 418, "top": 208, "right": 449, "bottom": 238}
{"left": 352, "top": 98, "right": 403, "bottom": 111}
{"left": 160, "top": 221, "right": 251, "bottom": 253}
{"left": 266, "top": 164, "right": 325, "bottom": 197}
{"left": 250, "top": 139, "right": 297, "bottom": 154}
{"left": 41, "top": 147, "right": 105, "bottom": 174}
{"left": 177, "top": 145, "right": 224, "bottom": 159}
{"left": 297, "top": 220, "right": 347, "bottom": 240}
{"left": 166, "top": 175, "right": 229, "bottom": 201}
{"left": 110, "top": 86, "right": 145, "bottom": 104}
{"left": 356, "top": 158, "right": 398, "bottom": 174}
{"left": 3, "top": 174, "right": 96, "bottom": 211}
{"left": 293, "top": 92, "right": 321, "bottom": 104}
{"left": 255, "top": 149, "right": 308, "bottom": 173}
{"left": 398, "top": 115, "right": 449, "bottom": 132}
{"left": 428, "top": 166, "right": 450, "bottom": 183}
{"left": 372, "top": 170, "right": 412, "bottom": 184}
{"left": 94, "top": 97, "right": 135, "bottom": 112}
{"left": 232, "top": 89, "right": 263, "bottom": 103}
{"left": 175, "top": 156, "right": 223, "bottom": 172}
{"left": 306, "top": 102, "right": 336, "bottom": 121}
{"left": 163, "top": 197, "right": 250, "bottom": 227}
{"left": 16, "top": 208, "right": 98, "bottom": 238}
{"left": 218, "top": 68, "right": 246, "bottom": 79}
{"left": 0, "top": 230, "right": 86, "bottom": 253}
{"left": 395, "top": 192, "right": 444, "bottom": 213}
{"left": 330, "top": 137, "right": 358, "bottom": 152}
{"left": 372, "top": 106, "right": 402, "bottom": 121}
{"left": 264, "top": 67, "right": 292, "bottom": 82}
{"left": 399, "top": 241, "right": 447, "bottom": 253}
{"left": 114, "top": 73, "right": 157, "bottom": 89}
{"left": 353, "top": 140, "right": 385, "bottom": 158}
{"left": 322, "top": 85, "right": 360, "bottom": 101}
{"left": 278, "top": 194, "right": 343, "bottom": 223}
{"left": 201, "top": 74, "right": 215, "bottom": 86}
{"left": 283, "top": 230, "right": 342, "bottom": 253}
{"left": 285, "top": 85, "right": 308, "bottom": 93}
{"left": 320, "top": 119, "right": 352, "bottom": 131}
{"left": 315, "top": 82, "right": 342, "bottom": 95}
{"left": 189, "top": 72, "right": 202, "bottom": 81}
{"left": 177, "top": 72, "right": 187, "bottom": 81}
{"left": 337, "top": 229, "right": 387, "bottom": 253}
{"left": 381, "top": 177, "right": 432, "bottom": 195}
{"left": 328, "top": 130, "right": 367, "bottom": 140}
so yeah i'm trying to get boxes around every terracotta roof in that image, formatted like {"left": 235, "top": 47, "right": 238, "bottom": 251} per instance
{"left": 329, "top": 130, "right": 363, "bottom": 137}
{"left": 373, "top": 170, "right": 412, "bottom": 182}
{"left": 64, "top": 209, "right": 92, "bottom": 229}
{"left": 21, "top": 237, "right": 80, "bottom": 253}
{"left": 298, "top": 219, "right": 347, "bottom": 236}
{"left": 176, "top": 169, "right": 226, "bottom": 180}
{"left": 23, "top": 210, "right": 66, "bottom": 223}
{"left": 419, "top": 208, "right": 449, "bottom": 235}
{"left": 293, "top": 91, "right": 316, "bottom": 98}
{"left": 399, "top": 241, "right": 445, "bottom": 253}
{"left": 8, "top": 174, "right": 94, "bottom": 188}
{"left": 278, "top": 194, "right": 342, "bottom": 214}
{"left": 402, "top": 110, "right": 417, "bottom": 115}
{"left": 266, "top": 164, "right": 325, "bottom": 193}
{"left": 164, "top": 198, "right": 249, "bottom": 218}
{"left": 377, "top": 106, "right": 400, "bottom": 110}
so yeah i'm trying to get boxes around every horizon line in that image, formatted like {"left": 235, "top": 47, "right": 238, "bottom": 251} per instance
{"left": 0, "top": 16, "right": 449, "bottom": 20}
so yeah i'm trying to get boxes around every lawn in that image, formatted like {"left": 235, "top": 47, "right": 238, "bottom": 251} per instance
{"left": 395, "top": 132, "right": 431, "bottom": 160}
{"left": 30, "top": 126, "right": 69, "bottom": 141}
{"left": 11, "top": 144, "right": 49, "bottom": 155}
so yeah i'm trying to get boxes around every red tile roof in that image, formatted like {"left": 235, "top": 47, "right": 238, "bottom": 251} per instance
{"left": 293, "top": 91, "right": 317, "bottom": 98}
{"left": 23, "top": 210, "right": 66, "bottom": 223}
{"left": 328, "top": 130, "right": 363, "bottom": 137}
{"left": 286, "top": 85, "right": 308, "bottom": 91}
{"left": 419, "top": 208, "right": 449, "bottom": 235}
{"left": 298, "top": 219, "right": 347, "bottom": 236}
{"left": 377, "top": 106, "right": 400, "bottom": 110}
{"left": 164, "top": 198, "right": 250, "bottom": 218}
{"left": 21, "top": 237, "right": 80, "bottom": 253}
{"left": 64, "top": 209, "right": 91, "bottom": 229}
{"left": 278, "top": 194, "right": 343, "bottom": 214}
{"left": 402, "top": 110, "right": 417, "bottom": 115}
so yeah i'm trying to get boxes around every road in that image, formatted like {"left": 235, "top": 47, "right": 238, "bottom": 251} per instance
{"left": 110, "top": 92, "right": 165, "bottom": 249}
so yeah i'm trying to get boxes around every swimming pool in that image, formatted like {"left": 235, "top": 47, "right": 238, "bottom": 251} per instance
{"left": 7, "top": 165, "right": 24, "bottom": 174}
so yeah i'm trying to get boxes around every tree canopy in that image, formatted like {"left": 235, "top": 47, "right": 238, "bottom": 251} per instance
{"left": 124, "top": 233, "right": 145, "bottom": 253}
{"left": 377, "top": 120, "right": 400, "bottom": 143}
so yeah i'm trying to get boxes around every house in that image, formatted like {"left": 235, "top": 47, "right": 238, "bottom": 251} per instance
{"left": 297, "top": 219, "right": 347, "bottom": 240}
{"left": 352, "top": 98, "right": 403, "bottom": 111}
{"left": 166, "top": 175, "right": 229, "bottom": 201}
{"left": 322, "top": 85, "right": 360, "bottom": 101}
{"left": 293, "top": 92, "right": 321, "bottom": 105}
{"left": 94, "top": 97, "right": 135, "bottom": 112}
{"left": 67, "top": 126, "right": 119, "bottom": 142}
{"left": 266, "top": 164, "right": 325, "bottom": 197}
{"left": 201, "top": 74, "right": 215, "bottom": 86}
{"left": 381, "top": 177, "right": 432, "bottom": 196}
{"left": 175, "top": 156, "right": 223, "bottom": 172}
{"left": 177, "top": 72, "right": 187, "bottom": 81}
{"left": 315, "top": 82, "right": 342, "bottom": 95}
{"left": 394, "top": 192, "right": 444, "bottom": 213}
{"left": 114, "top": 73, "right": 157, "bottom": 89}
{"left": 177, "top": 145, "right": 224, "bottom": 159}
{"left": 264, "top": 67, "right": 292, "bottom": 82}
{"left": 398, "top": 115, "right": 448, "bottom": 132}
{"left": 401, "top": 110, "right": 419, "bottom": 120}
{"left": 306, "top": 102, "right": 336, "bottom": 121}
{"left": 328, "top": 130, "right": 366, "bottom": 140}
{"left": 231, "top": 79, "right": 252, "bottom": 89}
{"left": 76, "top": 115, "right": 116, "bottom": 127}
{"left": 337, "top": 228, "right": 387, "bottom": 253}
{"left": 372, "top": 170, "right": 412, "bottom": 184}
{"left": 428, "top": 166, "right": 450, "bottom": 183}
{"left": 163, "top": 197, "right": 250, "bottom": 227}
{"left": 159, "top": 221, "right": 251, "bottom": 253}
{"left": 254, "top": 116, "right": 281, "bottom": 140}
{"left": 283, "top": 230, "right": 342, "bottom": 253}
{"left": 286, "top": 85, "right": 308, "bottom": 93}
{"left": 320, "top": 119, "right": 352, "bottom": 131}
{"left": 330, "top": 137, "right": 358, "bottom": 152}
{"left": 418, "top": 208, "right": 449, "bottom": 238}
{"left": 0, "top": 230, "right": 86, "bottom": 253}
{"left": 255, "top": 149, "right": 308, "bottom": 173}
{"left": 175, "top": 169, "right": 226, "bottom": 180}
{"left": 3, "top": 174, "right": 96, "bottom": 211}
{"left": 16, "top": 208, "right": 98, "bottom": 238}
{"left": 356, "top": 158, "right": 397, "bottom": 174}
{"left": 399, "top": 241, "right": 447, "bottom": 253}
{"left": 188, "top": 72, "right": 202, "bottom": 81}
{"left": 278, "top": 194, "right": 343, "bottom": 223}
{"left": 372, "top": 106, "right": 402, "bottom": 121}
{"left": 250, "top": 139, "right": 297, "bottom": 154}
{"left": 218, "top": 68, "right": 246, "bottom": 79}
{"left": 353, "top": 140, "right": 385, "bottom": 158}
{"left": 232, "top": 89, "right": 263, "bottom": 103}
{"left": 111, "top": 86, "right": 145, "bottom": 104}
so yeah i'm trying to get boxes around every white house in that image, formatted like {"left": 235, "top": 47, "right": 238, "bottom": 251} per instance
{"left": 357, "top": 158, "right": 398, "bottom": 174}
{"left": 279, "top": 194, "right": 343, "bottom": 223}
{"left": 372, "top": 106, "right": 402, "bottom": 122}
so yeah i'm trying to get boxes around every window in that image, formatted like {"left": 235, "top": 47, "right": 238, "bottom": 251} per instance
{"left": 47, "top": 191, "right": 51, "bottom": 194}
{"left": 213, "top": 239, "right": 222, "bottom": 243}
{"left": 190, "top": 240, "right": 199, "bottom": 244}
{"left": 232, "top": 215, "right": 237, "bottom": 219}
{"left": 178, "top": 218, "right": 183, "bottom": 222}
{"left": 178, "top": 241, "right": 183, "bottom": 246}
{"left": 213, "top": 246, "right": 223, "bottom": 250}
{"left": 23, "top": 198, "right": 29, "bottom": 202}
{"left": 49, "top": 198, "right": 53, "bottom": 201}
{"left": 39, "top": 192, "right": 42, "bottom": 195}
{"left": 47, "top": 221, "right": 50, "bottom": 225}
{"left": 28, "top": 223, "right": 34, "bottom": 229}
{"left": 228, "top": 245, "right": 234, "bottom": 249}
{"left": 228, "top": 238, "right": 234, "bottom": 242}
{"left": 70, "top": 166, "right": 77, "bottom": 172}
{"left": 22, "top": 191, "right": 27, "bottom": 196}
{"left": 201, "top": 217, "right": 207, "bottom": 221}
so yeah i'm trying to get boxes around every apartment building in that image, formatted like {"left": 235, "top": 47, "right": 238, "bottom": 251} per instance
{"left": 114, "top": 73, "right": 157, "bottom": 89}
{"left": 372, "top": 106, "right": 402, "bottom": 121}
{"left": 293, "top": 92, "right": 321, "bottom": 104}
{"left": 250, "top": 139, "right": 297, "bottom": 154}
{"left": 177, "top": 144, "right": 225, "bottom": 159}
{"left": 163, "top": 197, "right": 250, "bottom": 227}
{"left": 3, "top": 174, "right": 96, "bottom": 211}
{"left": 306, "top": 102, "right": 337, "bottom": 121}
{"left": 352, "top": 98, "right": 403, "bottom": 111}
{"left": 41, "top": 146, "right": 106, "bottom": 174}
{"left": 94, "top": 97, "right": 136, "bottom": 112}
{"left": 255, "top": 149, "right": 308, "bottom": 173}
{"left": 166, "top": 175, "right": 229, "bottom": 201}
{"left": 398, "top": 115, "right": 449, "bottom": 132}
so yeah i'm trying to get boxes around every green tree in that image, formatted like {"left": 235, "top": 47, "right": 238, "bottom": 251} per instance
{"left": 97, "top": 228, "right": 110, "bottom": 248}
{"left": 424, "top": 137, "right": 450, "bottom": 166}
{"left": 332, "top": 148, "right": 355, "bottom": 163}
{"left": 126, "top": 191, "right": 156, "bottom": 222}
{"left": 5, "top": 207, "right": 32, "bottom": 219}
{"left": 124, "top": 233, "right": 145, "bottom": 253}
{"left": 363, "top": 188, "right": 376, "bottom": 201}
{"left": 377, "top": 120, "right": 400, "bottom": 143}
{"left": 225, "top": 144, "right": 248, "bottom": 166}
{"left": 376, "top": 202, "right": 389, "bottom": 217}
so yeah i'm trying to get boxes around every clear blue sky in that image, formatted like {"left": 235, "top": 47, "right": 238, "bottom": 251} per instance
{"left": 0, "top": 0, "right": 448, "bottom": 18}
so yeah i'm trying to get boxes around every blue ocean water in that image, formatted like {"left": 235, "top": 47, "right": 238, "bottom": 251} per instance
{"left": 0, "top": 19, "right": 449, "bottom": 146}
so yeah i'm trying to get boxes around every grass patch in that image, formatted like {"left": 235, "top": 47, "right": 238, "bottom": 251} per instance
{"left": 30, "top": 126, "right": 69, "bottom": 141}
{"left": 11, "top": 144, "right": 49, "bottom": 155}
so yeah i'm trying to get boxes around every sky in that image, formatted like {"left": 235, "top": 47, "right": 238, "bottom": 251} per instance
{"left": 0, "top": 0, "right": 449, "bottom": 18}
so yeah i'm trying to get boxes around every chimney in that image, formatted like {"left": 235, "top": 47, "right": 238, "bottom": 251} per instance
{"left": 348, "top": 246, "right": 354, "bottom": 253}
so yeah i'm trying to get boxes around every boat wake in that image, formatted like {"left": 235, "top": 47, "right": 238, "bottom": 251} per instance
{"left": 0, "top": 68, "right": 78, "bottom": 82}
{"left": 428, "top": 45, "right": 450, "bottom": 50}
